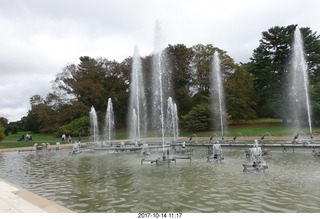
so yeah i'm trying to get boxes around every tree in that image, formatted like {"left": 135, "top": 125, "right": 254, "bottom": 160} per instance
{"left": 190, "top": 44, "right": 219, "bottom": 98}
{"left": 246, "top": 25, "right": 320, "bottom": 121}
{"left": 181, "top": 104, "right": 213, "bottom": 131}
{"left": 50, "top": 56, "right": 130, "bottom": 127}
{"left": 225, "top": 65, "right": 257, "bottom": 121}
{"left": 0, "top": 125, "right": 5, "bottom": 142}
{"left": 189, "top": 44, "right": 257, "bottom": 123}
{"left": 310, "top": 81, "right": 320, "bottom": 125}
{"left": 0, "top": 117, "right": 8, "bottom": 126}
{"left": 25, "top": 95, "right": 43, "bottom": 132}
{"left": 166, "top": 44, "right": 194, "bottom": 116}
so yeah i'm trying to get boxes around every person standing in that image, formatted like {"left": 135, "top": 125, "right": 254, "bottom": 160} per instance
{"left": 61, "top": 133, "right": 66, "bottom": 141}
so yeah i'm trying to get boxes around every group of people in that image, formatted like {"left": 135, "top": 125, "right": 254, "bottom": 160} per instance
{"left": 61, "top": 133, "right": 72, "bottom": 143}
{"left": 17, "top": 133, "right": 32, "bottom": 141}
{"left": 61, "top": 133, "right": 82, "bottom": 143}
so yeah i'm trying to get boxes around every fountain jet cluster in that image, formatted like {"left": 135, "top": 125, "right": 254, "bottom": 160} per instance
{"left": 89, "top": 98, "right": 114, "bottom": 146}
{"left": 90, "top": 21, "right": 179, "bottom": 147}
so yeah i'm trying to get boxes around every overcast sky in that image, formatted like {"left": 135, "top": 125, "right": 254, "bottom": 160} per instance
{"left": 1, "top": 0, "right": 320, "bottom": 122}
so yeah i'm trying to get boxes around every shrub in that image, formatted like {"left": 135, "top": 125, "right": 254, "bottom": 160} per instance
{"left": 56, "top": 116, "right": 90, "bottom": 137}
{"left": 181, "top": 104, "right": 213, "bottom": 131}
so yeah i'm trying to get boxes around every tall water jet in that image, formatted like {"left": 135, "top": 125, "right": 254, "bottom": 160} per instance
{"left": 105, "top": 98, "right": 115, "bottom": 146}
{"left": 128, "top": 46, "right": 147, "bottom": 142}
{"left": 89, "top": 106, "right": 99, "bottom": 144}
{"left": 151, "top": 20, "right": 171, "bottom": 149}
{"left": 211, "top": 51, "right": 226, "bottom": 139}
{"left": 130, "top": 109, "right": 138, "bottom": 141}
{"left": 166, "top": 97, "right": 179, "bottom": 142}
{"left": 287, "top": 28, "right": 313, "bottom": 138}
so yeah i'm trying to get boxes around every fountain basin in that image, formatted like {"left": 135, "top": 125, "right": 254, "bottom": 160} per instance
{"left": 1, "top": 147, "right": 320, "bottom": 212}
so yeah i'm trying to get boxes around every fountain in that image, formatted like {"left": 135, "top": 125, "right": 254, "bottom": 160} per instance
{"left": 89, "top": 106, "right": 99, "bottom": 145}
{"left": 2, "top": 147, "right": 320, "bottom": 212}
{"left": 141, "top": 148, "right": 177, "bottom": 166}
{"left": 211, "top": 51, "right": 227, "bottom": 141}
{"left": 130, "top": 109, "right": 138, "bottom": 142}
{"left": 88, "top": 99, "right": 115, "bottom": 148}
{"left": 243, "top": 139, "right": 268, "bottom": 172}
{"left": 69, "top": 141, "right": 81, "bottom": 155}
{"left": 165, "top": 97, "right": 179, "bottom": 142}
{"left": 312, "top": 147, "right": 320, "bottom": 158}
{"left": 128, "top": 46, "right": 147, "bottom": 143}
{"left": 260, "top": 132, "right": 273, "bottom": 141}
{"left": 206, "top": 142, "right": 224, "bottom": 163}
{"left": 208, "top": 133, "right": 218, "bottom": 143}
{"left": 259, "top": 132, "right": 273, "bottom": 156}
{"left": 188, "top": 133, "right": 199, "bottom": 143}
{"left": 151, "top": 20, "right": 171, "bottom": 150}
{"left": 104, "top": 98, "right": 114, "bottom": 146}
{"left": 4, "top": 22, "right": 320, "bottom": 214}
{"left": 287, "top": 27, "right": 313, "bottom": 139}
{"left": 139, "top": 143, "right": 151, "bottom": 157}
{"left": 232, "top": 132, "right": 244, "bottom": 144}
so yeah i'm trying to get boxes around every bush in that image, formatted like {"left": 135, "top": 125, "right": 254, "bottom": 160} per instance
{"left": 56, "top": 116, "right": 90, "bottom": 137}
{"left": 10, "top": 125, "right": 18, "bottom": 134}
{"left": 181, "top": 104, "right": 213, "bottom": 131}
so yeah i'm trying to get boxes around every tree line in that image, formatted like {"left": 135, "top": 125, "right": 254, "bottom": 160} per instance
{"left": 1, "top": 24, "right": 320, "bottom": 138}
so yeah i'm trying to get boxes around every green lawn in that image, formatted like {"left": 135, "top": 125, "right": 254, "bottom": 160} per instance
{"left": 1, "top": 119, "right": 318, "bottom": 149}
{"left": 177, "top": 119, "right": 318, "bottom": 138}
{"left": 0, "top": 131, "right": 88, "bottom": 149}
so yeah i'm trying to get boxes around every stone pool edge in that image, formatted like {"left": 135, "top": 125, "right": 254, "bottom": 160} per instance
{"left": 0, "top": 178, "right": 74, "bottom": 213}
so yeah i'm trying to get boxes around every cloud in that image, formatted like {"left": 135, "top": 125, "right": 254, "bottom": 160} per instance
{"left": 1, "top": 0, "right": 320, "bottom": 122}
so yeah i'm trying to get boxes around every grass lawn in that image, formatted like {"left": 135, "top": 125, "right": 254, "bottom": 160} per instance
{"left": 1, "top": 119, "right": 319, "bottom": 149}
{"left": 180, "top": 119, "right": 318, "bottom": 138}
{"left": 0, "top": 131, "right": 87, "bottom": 149}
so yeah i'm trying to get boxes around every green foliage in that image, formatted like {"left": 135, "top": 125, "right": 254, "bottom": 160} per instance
{"left": 22, "top": 44, "right": 259, "bottom": 133}
{"left": 167, "top": 44, "right": 194, "bottom": 116}
{"left": 25, "top": 109, "right": 40, "bottom": 132}
{"left": 51, "top": 56, "right": 129, "bottom": 126}
{"left": 191, "top": 44, "right": 230, "bottom": 96}
{"left": 15, "top": 25, "right": 320, "bottom": 134}
{"left": 310, "top": 81, "right": 320, "bottom": 125}
{"left": 0, "top": 125, "right": 5, "bottom": 141}
{"left": 246, "top": 25, "right": 320, "bottom": 121}
{"left": 10, "top": 125, "right": 18, "bottom": 134}
{"left": 56, "top": 116, "right": 90, "bottom": 137}
{"left": 0, "top": 117, "right": 8, "bottom": 126}
{"left": 225, "top": 64, "right": 257, "bottom": 121}
{"left": 181, "top": 104, "right": 213, "bottom": 131}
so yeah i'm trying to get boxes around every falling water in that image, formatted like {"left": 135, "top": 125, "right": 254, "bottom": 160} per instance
{"left": 130, "top": 109, "right": 138, "bottom": 141}
{"left": 211, "top": 51, "right": 226, "bottom": 139}
{"left": 105, "top": 98, "right": 115, "bottom": 146}
{"left": 89, "top": 106, "right": 99, "bottom": 144}
{"left": 166, "top": 97, "right": 179, "bottom": 142}
{"left": 128, "top": 46, "right": 147, "bottom": 142}
{"left": 288, "top": 28, "right": 313, "bottom": 137}
{"left": 151, "top": 20, "right": 171, "bottom": 149}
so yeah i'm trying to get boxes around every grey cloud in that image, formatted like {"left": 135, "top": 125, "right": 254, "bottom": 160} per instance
{"left": 1, "top": 0, "right": 320, "bottom": 122}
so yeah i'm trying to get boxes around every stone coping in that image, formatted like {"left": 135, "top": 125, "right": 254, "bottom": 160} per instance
{"left": 0, "top": 143, "right": 76, "bottom": 153}
{"left": 0, "top": 178, "right": 74, "bottom": 213}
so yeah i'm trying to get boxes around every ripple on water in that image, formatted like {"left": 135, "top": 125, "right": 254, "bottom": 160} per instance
{"left": 1, "top": 148, "right": 320, "bottom": 212}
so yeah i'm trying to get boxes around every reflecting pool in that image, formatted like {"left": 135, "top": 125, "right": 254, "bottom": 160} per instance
{"left": 0, "top": 147, "right": 320, "bottom": 213}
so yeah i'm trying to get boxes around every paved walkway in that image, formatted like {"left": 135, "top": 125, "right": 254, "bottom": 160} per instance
{"left": 0, "top": 179, "right": 73, "bottom": 213}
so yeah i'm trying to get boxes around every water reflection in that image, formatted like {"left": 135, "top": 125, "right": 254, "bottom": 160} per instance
{"left": 0, "top": 148, "right": 320, "bottom": 212}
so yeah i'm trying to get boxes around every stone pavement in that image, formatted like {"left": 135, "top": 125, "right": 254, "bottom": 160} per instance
{"left": 0, "top": 179, "right": 73, "bottom": 213}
